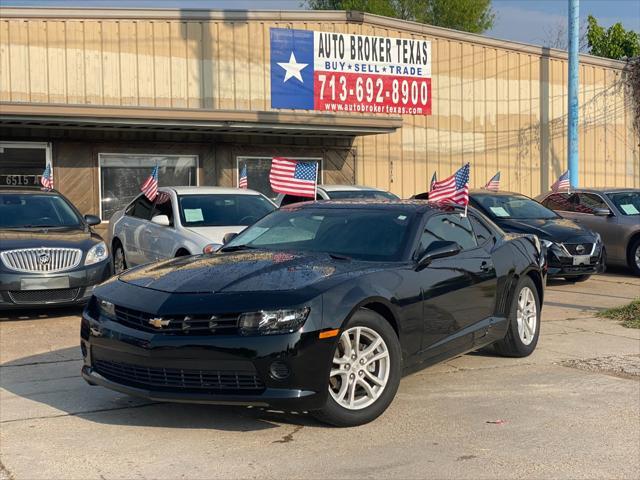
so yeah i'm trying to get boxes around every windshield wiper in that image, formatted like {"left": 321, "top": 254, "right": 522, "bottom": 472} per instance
{"left": 220, "top": 244, "right": 257, "bottom": 252}
{"left": 328, "top": 253, "right": 352, "bottom": 261}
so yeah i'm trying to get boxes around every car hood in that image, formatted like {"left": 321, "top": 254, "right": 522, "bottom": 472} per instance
{"left": 185, "top": 225, "right": 248, "bottom": 245}
{"left": 0, "top": 227, "right": 100, "bottom": 251}
{"left": 119, "top": 250, "right": 378, "bottom": 294}
{"left": 493, "top": 217, "right": 596, "bottom": 242}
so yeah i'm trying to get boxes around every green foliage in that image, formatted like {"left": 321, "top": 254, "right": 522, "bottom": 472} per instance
{"left": 586, "top": 15, "right": 640, "bottom": 60}
{"left": 305, "top": 0, "right": 495, "bottom": 34}
{"left": 596, "top": 299, "right": 640, "bottom": 329}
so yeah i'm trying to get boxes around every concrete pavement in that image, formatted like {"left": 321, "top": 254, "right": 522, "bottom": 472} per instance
{"left": 1, "top": 271, "right": 639, "bottom": 479}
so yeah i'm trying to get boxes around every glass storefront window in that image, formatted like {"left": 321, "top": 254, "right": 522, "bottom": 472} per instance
{"left": 237, "top": 157, "right": 322, "bottom": 199}
{"left": 99, "top": 154, "right": 198, "bottom": 221}
{"left": 0, "top": 142, "right": 50, "bottom": 187}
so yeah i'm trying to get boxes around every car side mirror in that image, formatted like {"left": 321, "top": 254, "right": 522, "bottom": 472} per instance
{"left": 593, "top": 208, "right": 612, "bottom": 217}
{"left": 417, "top": 241, "right": 462, "bottom": 269}
{"left": 151, "top": 214, "right": 170, "bottom": 226}
{"left": 84, "top": 214, "right": 101, "bottom": 226}
{"left": 223, "top": 232, "right": 238, "bottom": 244}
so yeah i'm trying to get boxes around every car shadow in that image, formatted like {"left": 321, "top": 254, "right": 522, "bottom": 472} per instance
{"left": 1, "top": 345, "right": 323, "bottom": 431}
{"left": 0, "top": 305, "right": 85, "bottom": 322}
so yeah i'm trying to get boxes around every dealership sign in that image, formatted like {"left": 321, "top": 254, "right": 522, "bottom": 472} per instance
{"left": 270, "top": 28, "right": 432, "bottom": 115}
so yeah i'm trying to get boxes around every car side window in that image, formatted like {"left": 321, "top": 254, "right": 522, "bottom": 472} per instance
{"left": 470, "top": 215, "right": 494, "bottom": 247}
{"left": 418, "top": 214, "right": 477, "bottom": 255}
{"left": 575, "top": 193, "right": 608, "bottom": 214}
{"left": 152, "top": 193, "right": 174, "bottom": 226}
{"left": 128, "top": 195, "right": 154, "bottom": 220}
{"left": 542, "top": 193, "right": 572, "bottom": 212}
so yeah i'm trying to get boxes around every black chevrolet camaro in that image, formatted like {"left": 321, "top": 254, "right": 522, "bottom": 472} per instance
{"left": 82, "top": 201, "right": 545, "bottom": 426}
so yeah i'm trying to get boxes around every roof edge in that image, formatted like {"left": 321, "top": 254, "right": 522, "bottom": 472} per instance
{"left": 0, "top": 7, "right": 628, "bottom": 70}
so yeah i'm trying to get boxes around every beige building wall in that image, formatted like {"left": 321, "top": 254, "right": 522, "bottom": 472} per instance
{"left": 0, "top": 8, "right": 638, "bottom": 197}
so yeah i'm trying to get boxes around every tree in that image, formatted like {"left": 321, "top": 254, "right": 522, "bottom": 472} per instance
{"left": 305, "top": 0, "right": 495, "bottom": 34}
{"left": 586, "top": 15, "right": 640, "bottom": 60}
{"left": 540, "top": 19, "right": 589, "bottom": 52}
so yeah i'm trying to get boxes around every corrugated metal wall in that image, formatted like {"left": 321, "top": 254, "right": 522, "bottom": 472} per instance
{"left": 0, "top": 9, "right": 638, "bottom": 197}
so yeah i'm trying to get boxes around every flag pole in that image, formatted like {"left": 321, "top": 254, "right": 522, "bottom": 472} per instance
{"left": 314, "top": 161, "right": 319, "bottom": 200}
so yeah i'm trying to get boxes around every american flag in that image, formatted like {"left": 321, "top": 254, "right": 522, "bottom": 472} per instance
{"left": 40, "top": 164, "right": 53, "bottom": 189}
{"left": 269, "top": 157, "right": 318, "bottom": 198}
{"left": 430, "top": 171, "right": 437, "bottom": 191}
{"left": 551, "top": 170, "right": 570, "bottom": 192}
{"left": 484, "top": 171, "right": 501, "bottom": 192}
{"left": 428, "top": 163, "right": 470, "bottom": 206}
{"left": 141, "top": 165, "right": 159, "bottom": 201}
{"left": 239, "top": 164, "right": 248, "bottom": 189}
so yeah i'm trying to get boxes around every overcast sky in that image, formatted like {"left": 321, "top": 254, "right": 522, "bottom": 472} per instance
{"left": 3, "top": 0, "right": 639, "bottom": 48}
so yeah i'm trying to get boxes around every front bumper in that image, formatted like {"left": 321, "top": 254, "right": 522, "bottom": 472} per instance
{"left": 80, "top": 303, "right": 334, "bottom": 411}
{"left": 546, "top": 241, "right": 604, "bottom": 278}
{"left": 0, "top": 260, "right": 112, "bottom": 309}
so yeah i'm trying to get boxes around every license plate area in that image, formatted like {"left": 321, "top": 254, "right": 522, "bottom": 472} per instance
{"left": 20, "top": 276, "right": 70, "bottom": 290}
{"left": 572, "top": 255, "right": 591, "bottom": 266}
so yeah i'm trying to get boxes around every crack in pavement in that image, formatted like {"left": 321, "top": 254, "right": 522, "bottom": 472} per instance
{"left": 0, "top": 401, "right": 159, "bottom": 425}
{"left": 272, "top": 424, "right": 304, "bottom": 444}
{"left": 0, "top": 459, "right": 14, "bottom": 480}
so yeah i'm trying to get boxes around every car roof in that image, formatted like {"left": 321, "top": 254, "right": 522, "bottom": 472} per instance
{"left": 0, "top": 186, "right": 59, "bottom": 195}
{"left": 558, "top": 187, "right": 639, "bottom": 194}
{"left": 280, "top": 199, "right": 468, "bottom": 215}
{"left": 318, "top": 184, "right": 389, "bottom": 193}
{"left": 468, "top": 189, "right": 526, "bottom": 197}
{"left": 162, "top": 186, "right": 264, "bottom": 196}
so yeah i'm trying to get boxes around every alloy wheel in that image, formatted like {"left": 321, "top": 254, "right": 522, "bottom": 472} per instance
{"left": 635, "top": 245, "right": 640, "bottom": 270}
{"left": 329, "top": 326, "right": 390, "bottom": 410}
{"left": 516, "top": 286, "right": 537, "bottom": 346}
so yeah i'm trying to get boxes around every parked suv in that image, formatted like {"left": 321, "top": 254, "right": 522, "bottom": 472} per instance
{"left": 108, "top": 187, "right": 276, "bottom": 273}
{"left": 0, "top": 186, "right": 111, "bottom": 309}
{"left": 536, "top": 188, "right": 640, "bottom": 275}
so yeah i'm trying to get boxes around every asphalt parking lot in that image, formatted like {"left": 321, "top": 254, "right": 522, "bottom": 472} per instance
{"left": 1, "top": 272, "right": 639, "bottom": 480}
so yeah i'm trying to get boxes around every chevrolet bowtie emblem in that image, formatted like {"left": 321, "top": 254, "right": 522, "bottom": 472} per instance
{"left": 148, "top": 317, "right": 171, "bottom": 329}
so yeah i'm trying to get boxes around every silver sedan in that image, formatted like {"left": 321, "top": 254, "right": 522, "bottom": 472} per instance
{"left": 108, "top": 186, "right": 276, "bottom": 273}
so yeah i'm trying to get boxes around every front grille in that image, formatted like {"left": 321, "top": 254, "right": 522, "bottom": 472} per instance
{"left": 113, "top": 305, "right": 239, "bottom": 335}
{"left": 1, "top": 248, "right": 82, "bottom": 273}
{"left": 8, "top": 287, "right": 81, "bottom": 304}
{"left": 93, "top": 359, "right": 264, "bottom": 392}
{"left": 563, "top": 243, "right": 594, "bottom": 255}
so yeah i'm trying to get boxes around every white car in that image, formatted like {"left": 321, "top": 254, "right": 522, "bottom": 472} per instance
{"left": 108, "top": 186, "right": 276, "bottom": 273}
{"left": 275, "top": 184, "right": 399, "bottom": 206}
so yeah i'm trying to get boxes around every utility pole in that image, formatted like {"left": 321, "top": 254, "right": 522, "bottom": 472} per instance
{"left": 568, "top": 0, "right": 579, "bottom": 187}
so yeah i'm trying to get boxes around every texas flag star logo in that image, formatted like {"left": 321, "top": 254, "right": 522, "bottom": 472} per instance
{"left": 270, "top": 28, "right": 315, "bottom": 109}
{"left": 278, "top": 52, "right": 308, "bottom": 83}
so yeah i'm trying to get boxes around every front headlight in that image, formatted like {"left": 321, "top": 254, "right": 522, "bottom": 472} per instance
{"left": 238, "top": 307, "right": 310, "bottom": 335}
{"left": 85, "top": 241, "right": 108, "bottom": 265}
{"left": 97, "top": 298, "right": 115, "bottom": 319}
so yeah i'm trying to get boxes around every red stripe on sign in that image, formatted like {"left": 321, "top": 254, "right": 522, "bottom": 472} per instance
{"left": 314, "top": 72, "right": 431, "bottom": 115}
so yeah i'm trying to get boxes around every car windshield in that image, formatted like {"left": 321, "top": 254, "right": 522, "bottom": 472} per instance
{"left": 223, "top": 207, "right": 416, "bottom": 261}
{"left": 327, "top": 190, "right": 399, "bottom": 200}
{"left": 474, "top": 194, "right": 558, "bottom": 220}
{"left": 0, "top": 193, "right": 83, "bottom": 228}
{"left": 178, "top": 194, "right": 276, "bottom": 227}
{"left": 607, "top": 192, "right": 640, "bottom": 216}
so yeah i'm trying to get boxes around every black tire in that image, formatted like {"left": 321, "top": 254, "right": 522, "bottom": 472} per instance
{"left": 564, "top": 274, "right": 591, "bottom": 283}
{"left": 628, "top": 238, "right": 640, "bottom": 276}
{"left": 493, "top": 276, "right": 541, "bottom": 358}
{"left": 113, "top": 241, "right": 127, "bottom": 274}
{"left": 312, "top": 309, "right": 402, "bottom": 427}
{"left": 175, "top": 249, "right": 191, "bottom": 257}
